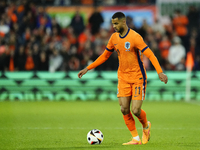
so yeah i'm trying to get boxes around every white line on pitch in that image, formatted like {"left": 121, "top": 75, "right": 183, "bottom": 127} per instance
{"left": 0, "top": 127, "right": 199, "bottom": 130}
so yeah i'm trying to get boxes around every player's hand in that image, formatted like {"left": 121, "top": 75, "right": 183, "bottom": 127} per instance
{"left": 158, "top": 72, "right": 168, "bottom": 84}
{"left": 78, "top": 68, "right": 88, "bottom": 79}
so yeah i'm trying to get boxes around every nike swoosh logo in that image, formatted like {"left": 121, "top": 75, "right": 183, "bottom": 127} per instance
{"left": 134, "top": 95, "right": 139, "bottom": 97}
{"left": 114, "top": 44, "right": 118, "bottom": 46}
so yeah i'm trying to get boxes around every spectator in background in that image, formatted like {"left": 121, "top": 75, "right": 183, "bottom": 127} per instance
{"left": 158, "top": 35, "right": 171, "bottom": 60}
{"left": 148, "top": 40, "right": 163, "bottom": 70}
{"left": 89, "top": 7, "right": 104, "bottom": 35}
{"left": 151, "top": 18, "right": 165, "bottom": 35}
{"left": 18, "top": 15, "right": 28, "bottom": 37}
{"left": 168, "top": 36, "right": 186, "bottom": 70}
{"left": 137, "top": 19, "right": 148, "bottom": 39}
{"left": 6, "top": 2, "right": 18, "bottom": 24}
{"left": 51, "top": 27, "right": 62, "bottom": 43}
{"left": 25, "top": 48, "right": 35, "bottom": 71}
{"left": 60, "top": 43, "right": 70, "bottom": 71}
{"left": 24, "top": 2, "right": 37, "bottom": 30}
{"left": 68, "top": 55, "right": 80, "bottom": 70}
{"left": 0, "top": 20, "right": 10, "bottom": 36}
{"left": 0, "top": 44, "right": 7, "bottom": 71}
{"left": 25, "top": 10, "right": 37, "bottom": 30}
{"left": 36, "top": 6, "right": 52, "bottom": 29}
{"left": 32, "top": 43, "right": 40, "bottom": 71}
{"left": 15, "top": 45, "right": 26, "bottom": 71}
{"left": 51, "top": 17, "right": 61, "bottom": 35}
{"left": 154, "top": 30, "right": 162, "bottom": 43}
{"left": 188, "top": 28, "right": 198, "bottom": 55}
{"left": 5, "top": 49, "right": 16, "bottom": 72}
{"left": 187, "top": 5, "right": 199, "bottom": 33}
{"left": 8, "top": 32, "right": 16, "bottom": 51}
{"left": 126, "top": 16, "right": 138, "bottom": 32}
{"left": 189, "top": 37, "right": 197, "bottom": 69}
{"left": 39, "top": 51, "right": 49, "bottom": 71}
{"left": 45, "top": 41, "right": 54, "bottom": 57}
{"left": 0, "top": 1, "right": 6, "bottom": 16}
{"left": 23, "top": 27, "right": 31, "bottom": 43}
{"left": 80, "top": 47, "right": 93, "bottom": 69}
{"left": 172, "top": 9, "right": 188, "bottom": 48}
{"left": 0, "top": 0, "right": 199, "bottom": 72}
{"left": 66, "top": 26, "right": 77, "bottom": 46}
{"left": 188, "top": 28, "right": 199, "bottom": 70}
{"left": 77, "top": 28, "right": 94, "bottom": 54}
{"left": 49, "top": 48, "right": 63, "bottom": 72}
{"left": 70, "top": 10, "right": 85, "bottom": 37}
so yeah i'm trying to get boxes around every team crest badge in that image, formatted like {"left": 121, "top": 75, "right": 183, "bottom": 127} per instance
{"left": 125, "top": 42, "right": 130, "bottom": 50}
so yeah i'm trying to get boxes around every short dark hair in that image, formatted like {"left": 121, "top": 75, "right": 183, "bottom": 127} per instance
{"left": 112, "top": 12, "right": 125, "bottom": 20}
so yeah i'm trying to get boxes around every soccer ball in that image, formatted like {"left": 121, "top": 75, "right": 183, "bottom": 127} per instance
{"left": 87, "top": 129, "right": 104, "bottom": 145}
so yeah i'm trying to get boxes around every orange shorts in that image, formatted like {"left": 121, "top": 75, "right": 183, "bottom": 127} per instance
{"left": 117, "top": 78, "right": 147, "bottom": 100}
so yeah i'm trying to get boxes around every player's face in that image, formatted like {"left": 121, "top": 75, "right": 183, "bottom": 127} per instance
{"left": 112, "top": 18, "right": 125, "bottom": 33}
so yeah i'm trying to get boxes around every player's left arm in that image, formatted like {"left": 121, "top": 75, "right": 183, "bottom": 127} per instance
{"left": 134, "top": 33, "right": 168, "bottom": 84}
{"left": 142, "top": 48, "right": 168, "bottom": 84}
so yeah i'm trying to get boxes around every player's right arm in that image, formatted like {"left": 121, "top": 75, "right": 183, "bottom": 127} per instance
{"left": 78, "top": 50, "right": 113, "bottom": 79}
{"left": 78, "top": 34, "right": 115, "bottom": 79}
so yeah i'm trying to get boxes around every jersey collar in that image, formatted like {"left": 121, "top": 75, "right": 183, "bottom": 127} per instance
{"left": 119, "top": 28, "right": 130, "bottom": 39}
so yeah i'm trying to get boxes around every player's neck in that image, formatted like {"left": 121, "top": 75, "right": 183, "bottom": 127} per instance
{"left": 120, "top": 26, "right": 129, "bottom": 37}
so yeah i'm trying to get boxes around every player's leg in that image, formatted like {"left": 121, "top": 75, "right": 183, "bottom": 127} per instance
{"left": 131, "top": 82, "right": 151, "bottom": 144}
{"left": 131, "top": 100, "right": 148, "bottom": 127}
{"left": 117, "top": 79, "right": 141, "bottom": 145}
{"left": 118, "top": 97, "right": 141, "bottom": 145}
{"left": 118, "top": 96, "right": 131, "bottom": 115}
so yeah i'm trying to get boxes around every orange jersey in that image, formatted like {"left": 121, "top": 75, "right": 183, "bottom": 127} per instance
{"left": 87, "top": 28, "right": 163, "bottom": 83}
{"left": 106, "top": 28, "right": 148, "bottom": 83}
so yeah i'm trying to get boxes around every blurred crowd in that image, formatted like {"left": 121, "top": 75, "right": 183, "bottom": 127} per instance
{"left": 16, "top": 0, "right": 156, "bottom": 6}
{"left": 0, "top": 0, "right": 200, "bottom": 72}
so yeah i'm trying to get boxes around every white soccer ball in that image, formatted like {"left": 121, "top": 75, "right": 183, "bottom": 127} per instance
{"left": 87, "top": 129, "right": 104, "bottom": 145}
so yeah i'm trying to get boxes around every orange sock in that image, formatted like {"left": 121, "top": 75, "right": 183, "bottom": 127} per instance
{"left": 123, "top": 112, "right": 138, "bottom": 137}
{"left": 136, "top": 109, "right": 148, "bottom": 128}
{"left": 130, "top": 129, "right": 139, "bottom": 138}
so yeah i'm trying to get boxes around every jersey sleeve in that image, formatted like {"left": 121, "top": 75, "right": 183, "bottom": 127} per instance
{"left": 87, "top": 50, "right": 113, "bottom": 70}
{"left": 143, "top": 48, "right": 163, "bottom": 74}
{"left": 134, "top": 33, "right": 163, "bottom": 74}
{"left": 106, "top": 34, "right": 115, "bottom": 52}
{"left": 86, "top": 34, "right": 115, "bottom": 70}
{"left": 134, "top": 33, "right": 148, "bottom": 52}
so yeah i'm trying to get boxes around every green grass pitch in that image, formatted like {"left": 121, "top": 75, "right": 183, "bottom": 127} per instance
{"left": 0, "top": 101, "right": 200, "bottom": 150}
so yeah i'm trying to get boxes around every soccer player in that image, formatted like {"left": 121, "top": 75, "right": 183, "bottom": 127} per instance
{"left": 78, "top": 12, "right": 168, "bottom": 145}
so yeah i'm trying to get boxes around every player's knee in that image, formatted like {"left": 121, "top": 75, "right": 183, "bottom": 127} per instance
{"left": 131, "top": 108, "right": 141, "bottom": 116}
{"left": 120, "top": 106, "right": 130, "bottom": 115}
